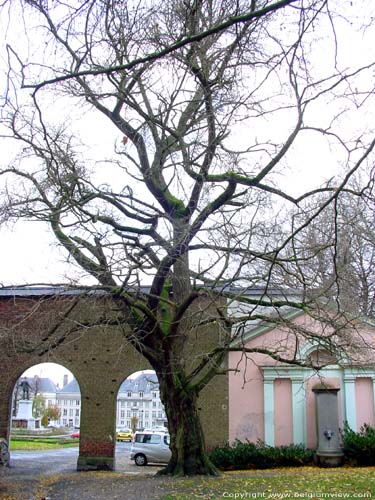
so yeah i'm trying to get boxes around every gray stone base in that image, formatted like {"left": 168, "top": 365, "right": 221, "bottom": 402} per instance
{"left": 314, "top": 452, "right": 344, "bottom": 468}
{"left": 77, "top": 455, "right": 114, "bottom": 471}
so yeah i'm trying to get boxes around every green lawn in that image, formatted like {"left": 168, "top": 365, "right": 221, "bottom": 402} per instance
{"left": 10, "top": 437, "right": 79, "bottom": 450}
{"left": 160, "top": 467, "right": 375, "bottom": 500}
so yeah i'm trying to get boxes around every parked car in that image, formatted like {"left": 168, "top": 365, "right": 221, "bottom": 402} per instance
{"left": 70, "top": 430, "right": 80, "bottom": 438}
{"left": 116, "top": 429, "right": 133, "bottom": 442}
{"left": 130, "top": 430, "right": 171, "bottom": 466}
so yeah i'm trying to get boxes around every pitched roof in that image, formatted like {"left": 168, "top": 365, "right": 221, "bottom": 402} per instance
{"left": 24, "top": 376, "right": 57, "bottom": 394}
{"left": 119, "top": 372, "right": 158, "bottom": 393}
{"left": 56, "top": 378, "right": 80, "bottom": 394}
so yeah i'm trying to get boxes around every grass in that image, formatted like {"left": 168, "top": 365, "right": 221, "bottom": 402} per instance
{"left": 1, "top": 466, "right": 375, "bottom": 500}
{"left": 10, "top": 437, "right": 79, "bottom": 450}
{"left": 159, "top": 467, "right": 375, "bottom": 500}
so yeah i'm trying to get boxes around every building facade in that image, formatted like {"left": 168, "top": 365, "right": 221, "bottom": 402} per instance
{"left": 229, "top": 310, "right": 375, "bottom": 448}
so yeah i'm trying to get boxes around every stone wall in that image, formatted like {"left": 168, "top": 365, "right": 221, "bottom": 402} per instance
{"left": 0, "top": 291, "right": 228, "bottom": 470}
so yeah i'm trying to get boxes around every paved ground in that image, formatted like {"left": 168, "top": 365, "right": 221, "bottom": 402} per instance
{"left": 0, "top": 444, "right": 170, "bottom": 500}
{"left": 7, "top": 443, "right": 159, "bottom": 475}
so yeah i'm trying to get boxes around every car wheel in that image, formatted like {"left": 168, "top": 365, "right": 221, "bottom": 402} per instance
{"left": 134, "top": 453, "right": 147, "bottom": 466}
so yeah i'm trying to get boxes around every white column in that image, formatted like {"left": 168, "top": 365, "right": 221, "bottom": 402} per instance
{"left": 292, "top": 379, "right": 306, "bottom": 445}
{"left": 344, "top": 375, "right": 357, "bottom": 431}
{"left": 264, "top": 379, "right": 274, "bottom": 446}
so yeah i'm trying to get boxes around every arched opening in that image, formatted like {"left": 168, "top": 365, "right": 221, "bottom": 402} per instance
{"left": 114, "top": 370, "right": 168, "bottom": 471}
{"left": 307, "top": 348, "right": 337, "bottom": 368}
{"left": 12, "top": 362, "right": 75, "bottom": 431}
{"left": 116, "top": 370, "right": 168, "bottom": 434}
{"left": 9, "top": 362, "right": 81, "bottom": 473}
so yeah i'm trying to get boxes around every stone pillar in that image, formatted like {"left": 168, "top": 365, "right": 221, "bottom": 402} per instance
{"left": 312, "top": 387, "right": 343, "bottom": 467}
{"left": 77, "top": 386, "right": 118, "bottom": 471}
{"left": 344, "top": 374, "right": 357, "bottom": 431}
{"left": 263, "top": 380, "right": 274, "bottom": 446}
{"left": 292, "top": 379, "right": 306, "bottom": 445}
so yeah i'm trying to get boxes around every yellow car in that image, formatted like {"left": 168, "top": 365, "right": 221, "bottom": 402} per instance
{"left": 116, "top": 429, "right": 133, "bottom": 442}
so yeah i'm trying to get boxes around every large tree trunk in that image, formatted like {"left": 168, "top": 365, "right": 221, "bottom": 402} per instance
{"left": 156, "top": 370, "right": 219, "bottom": 476}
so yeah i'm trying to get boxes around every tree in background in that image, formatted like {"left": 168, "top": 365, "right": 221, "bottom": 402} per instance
{"left": 279, "top": 183, "right": 375, "bottom": 318}
{"left": 32, "top": 394, "right": 46, "bottom": 420}
{"left": 42, "top": 405, "right": 61, "bottom": 427}
{"left": 1, "top": 0, "right": 375, "bottom": 475}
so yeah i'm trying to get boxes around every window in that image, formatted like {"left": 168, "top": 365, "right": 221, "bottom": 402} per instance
{"left": 69, "top": 409, "right": 73, "bottom": 417}
{"left": 121, "top": 401, "right": 125, "bottom": 407}
{"left": 135, "top": 433, "right": 161, "bottom": 444}
{"left": 152, "top": 401, "right": 157, "bottom": 408}
{"left": 158, "top": 411, "right": 162, "bottom": 418}
{"left": 152, "top": 411, "right": 156, "bottom": 418}
{"left": 152, "top": 392, "right": 157, "bottom": 398}
{"left": 76, "top": 400, "right": 80, "bottom": 406}
{"left": 127, "top": 392, "right": 132, "bottom": 398}
{"left": 126, "top": 410, "right": 131, "bottom": 418}
{"left": 63, "top": 400, "right": 67, "bottom": 406}
{"left": 75, "top": 409, "right": 79, "bottom": 417}
{"left": 120, "top": 410, "right": 125, "bottom": 418}
{"left": 63, "top": 409, "right": 67, "bottom": 416}
{"left": 139, "top": 392, "right": 144, "bottom": 398}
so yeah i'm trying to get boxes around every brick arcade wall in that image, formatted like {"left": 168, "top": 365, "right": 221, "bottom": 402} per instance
{"left": 0, "top": 293, "right": 229, "bottom": 470}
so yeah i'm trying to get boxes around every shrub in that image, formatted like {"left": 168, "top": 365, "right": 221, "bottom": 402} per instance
{"left": 209, "top": 440, "right": 314, "bottom": 470}
{"left": 342, "top": 423, "right": 375, "bottom": 466}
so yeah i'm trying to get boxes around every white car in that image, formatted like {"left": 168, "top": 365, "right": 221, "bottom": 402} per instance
{"left": 130, "top": 430, "right": 171, "bottom": 466}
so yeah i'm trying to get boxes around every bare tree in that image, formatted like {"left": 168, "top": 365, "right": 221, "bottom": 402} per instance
{"left": 283, "top": 182, "right": 375, "bottom": 318}
{"left": 1, "top": 0, "right": 375, "bottom": 475}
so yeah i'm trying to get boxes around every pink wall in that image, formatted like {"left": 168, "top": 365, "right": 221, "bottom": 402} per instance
{"left": 273, "top": 378, "right": 293, "bottom": 446}
{"left": 229, "top": 314, "right": 313, "bottom": 444}
{"left": 355, "top": 378, "right": 375, "bottom": 429}
{"left": 228, "top": 312, "right": 348, "bottom": 447}
{"left": 229, "top": 351, "right": 265, "bottom": 443}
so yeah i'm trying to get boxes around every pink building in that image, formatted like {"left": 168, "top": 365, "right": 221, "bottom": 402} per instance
{"left": 229, "top": 310, "right": 375, "bottom": 448}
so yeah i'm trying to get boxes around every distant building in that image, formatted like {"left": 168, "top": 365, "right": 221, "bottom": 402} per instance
{"left": 56, "top": 378, "right": 81, "bottom": 428}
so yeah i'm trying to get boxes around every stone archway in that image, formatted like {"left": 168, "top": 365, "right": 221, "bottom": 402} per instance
{"left": 0, "top": 288, "right": 229, "bottom": 470}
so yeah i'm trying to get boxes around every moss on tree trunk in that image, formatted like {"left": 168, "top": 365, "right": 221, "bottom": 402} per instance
{"left": 156, "top": 370, "right": 219, "bottom": 476}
